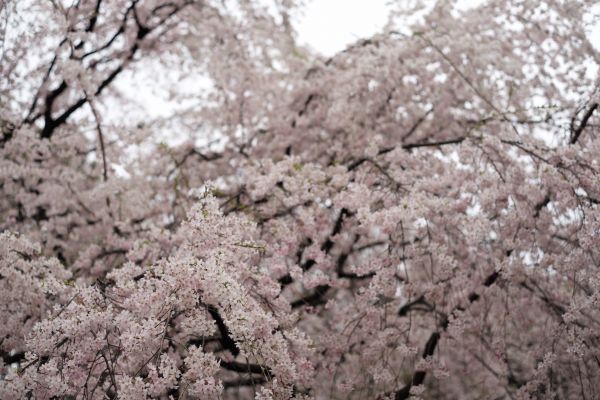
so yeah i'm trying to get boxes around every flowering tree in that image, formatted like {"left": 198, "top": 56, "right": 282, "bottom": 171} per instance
{"left": 1, "top": 0, "right": 600, "bottom": 399}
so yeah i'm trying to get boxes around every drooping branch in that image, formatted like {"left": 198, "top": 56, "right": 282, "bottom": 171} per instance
{"left": 87, "top": 98, "right": 108, "bottom": 181}
{"left": 394, "top": 269, "right": 501, "bottom": 398}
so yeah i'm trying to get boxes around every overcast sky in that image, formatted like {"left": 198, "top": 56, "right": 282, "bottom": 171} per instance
{"left": 294, "top": 0, "right": 600, "bottom": 55}
{"left": 294, "top": 0, "right": 392, "bottom": 56}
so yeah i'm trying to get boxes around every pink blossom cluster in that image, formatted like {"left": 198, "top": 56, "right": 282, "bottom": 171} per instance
{"left": 1, "top": 0, "right": 600, "bottom": 398}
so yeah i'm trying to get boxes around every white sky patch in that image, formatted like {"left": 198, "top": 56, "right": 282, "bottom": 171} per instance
{"left": 292, "top": 0, "right": 488, "bottom": 55}
{"left": 113, "top": 59, "right": 213, "bottom": 119}
{"left": 294, "top": 0, "right": 392, "bottom": 56}
{"left": 585, "top": 3, "right": 600, "bottom": 52}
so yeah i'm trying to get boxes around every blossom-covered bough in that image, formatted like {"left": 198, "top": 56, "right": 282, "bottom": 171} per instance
{"left": 1, "top": 0, "right": 599, "bottom": 399}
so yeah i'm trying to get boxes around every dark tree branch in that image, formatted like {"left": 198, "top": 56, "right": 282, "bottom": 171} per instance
{"left": 207, "top": 305, "right": 239, "bottom": 356}
{"left": 291, "top": 284, "right": 330, "bottom": 308}
{"left": 86, "top": 0, "right": 103, "bottom": 32}
{"left": 398, "top": 295, "right": 432, "bottom": 316}
{"left": 570, "top": 103, "right": 598, "bottom": 144}
{"left": 401, "top": 107, "right": 434, "bottom": 141}
{"left": 395, "top": 332, "right": 441, "bottom": 400}
{"left": 533, "top": 195, "right": 550, "bottom": 218}
{"left": 279, "top": 208, "right": 350, "bottom": 287}
{"left": 219, "top": 359, "right": 271, "bottom": 375}
{"left": 223, "top": 377, "right": 267, "bottom": 389}
{"left": 32, "top": 0, "right": 190, "bottom": 139}
{"left": 468, "top": 270, "right": 500, "bottom": 302}
{"left": 298, "top": 93, "right": 315, "bottom": 117}
{"left": 87, "top": 98, "right": 108, "bottom": 181}
{"left": 1, "top": 350, "right": 25, "bottom": 365}
{"left": 402, "top": 137, "right": 466, "bottom": 150}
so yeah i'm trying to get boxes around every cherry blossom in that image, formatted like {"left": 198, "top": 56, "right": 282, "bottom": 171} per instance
{"left": 1, "top": 0, "right": 599, "bottom": 399}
